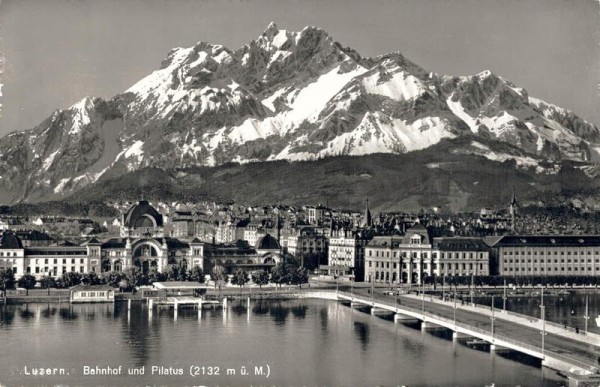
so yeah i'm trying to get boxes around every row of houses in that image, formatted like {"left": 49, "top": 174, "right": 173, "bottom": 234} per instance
{"left": 3, "top": 200, "right": 600, "bottom": 286}
{"left": 0, "top": 201, "right": 286, "bottom": 281}
{"left": 327, "top": 225, "right": 600, "bottom": 284}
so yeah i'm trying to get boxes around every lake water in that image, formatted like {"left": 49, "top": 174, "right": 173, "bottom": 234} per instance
{"left": 476, "top": 291, "right": 600, "bottom": 334}
{"left": 0, "top": 298, "right": 566, "bottom": 386}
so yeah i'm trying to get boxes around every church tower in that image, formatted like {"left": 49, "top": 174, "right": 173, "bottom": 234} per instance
{"left": 509, "top": 187, "right": 518, "bottom": 233}
{"left": 360, "top": 198, "right": 373, "bottom": 228}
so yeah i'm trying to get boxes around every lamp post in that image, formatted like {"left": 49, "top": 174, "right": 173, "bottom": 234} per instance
{"left": 371, "top": 279, "right": 374, "bottom": 305}
{"left": 442, "top": 274, "right": 445, "bottom": 302}
{"left": 503, "top": 279, "right": 507, "bottom": 312}
{"left": 584, "top": 294, "right": 589, "bottom": 335}
{"left": 453, "top": 288, "right": 457, "bottom": 330}
{"left": 470, "top": 272, "right": 474, "bottom": 306}
{"left": 421, "top": 278, "right": 425, "bottom": 314}
{"left": 491, "top": 295, "right": 495, "bottom": 342}
{"left": 540, "top": 286, "right": 546, "bottom": 360}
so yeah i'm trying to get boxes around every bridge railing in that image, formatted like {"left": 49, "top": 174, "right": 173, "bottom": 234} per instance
{"left": 335, "top": 290, "right": 598, "bottom": 373}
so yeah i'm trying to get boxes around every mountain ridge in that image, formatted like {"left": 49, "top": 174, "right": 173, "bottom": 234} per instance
{"left": 0, "top": 22, "right": 598, "bottom": 205}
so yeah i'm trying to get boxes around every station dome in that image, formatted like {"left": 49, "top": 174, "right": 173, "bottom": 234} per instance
{"left": 0, "top": 232, "right": 23, "bottom": 249}
{"left": 123, "top": 200, "right": 164, "bottom": 229}
{"left": 255, "top": 234, "right": 280, "bottom": 251}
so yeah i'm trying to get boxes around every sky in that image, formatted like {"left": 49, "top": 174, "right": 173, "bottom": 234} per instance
{"left": 0, "top": 0, "right": 598, "bottom": 136}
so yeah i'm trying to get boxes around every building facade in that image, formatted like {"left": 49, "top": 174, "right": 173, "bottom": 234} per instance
{"left": 495, "top": 235, "right": 600, "bottom": 276}
{"left": 327, "top": 228, "right": 371, "bottom": 280}
{"left": 1, "top": 201, "right": 283, "bottom": 282}
{"left": 364, "top": 227, "right": 490, "bottom": 284}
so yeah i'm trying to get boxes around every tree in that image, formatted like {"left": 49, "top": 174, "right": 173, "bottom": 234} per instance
{"left": 231, "top": 269, "right": 249, "bottom": 290}
{"left": 82, "top": 271, "right": 101, "bottom": 286}
{"left": 124, "top": 267, "right": 145, "bottom": 288}
{"left": 118, "top": 279, "right": 131, "bottom": 292}
{"left": 17, "top": 274, "right": 37, "bottom": 295}
{"left": 270, "top": 264, "right": 288, "bottom": 288}
{"left": 210, "top": 265, "right": 228, "bottom": 289}
{"left": 147, "top": 270, "right": 167, "bottom": 284}
{"left": 251, "top": 270, "right": 269, "bottom": 289}
{"left": 166, "top": 265, "right": 181, "bottom": 281}
{"left": 40, "top": 275, "right": 57, "bottom": 290}
{"left": 101, "top": 271, "right": 127, "bottom": 288}
{"left": 289, "top": 267, "right": 309, "bottom": 288}
{"left": 60, "top": 272, "right": 82, "bottom": 288}
{"left": 188, "top": 266, "right": 205, "bottom": 284}
{"left": 0, "top": 268, "right": 15, "bottom": 291}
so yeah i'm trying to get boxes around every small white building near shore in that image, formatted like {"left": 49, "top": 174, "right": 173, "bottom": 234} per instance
{"left": 70, "top": 285, "right": 115, "bottom": 303}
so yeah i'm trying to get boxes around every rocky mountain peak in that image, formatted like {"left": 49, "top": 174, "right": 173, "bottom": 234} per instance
{"left": 0, "top": 23, "right": 598, "bottom": 204}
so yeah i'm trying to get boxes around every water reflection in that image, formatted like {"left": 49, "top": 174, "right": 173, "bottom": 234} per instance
{"left": 59, "top": 306, "right": 78, "bottom": 320}
{"left": 291, "top": 305, "right": 308, "bottom": 319}
{"left": 0, "top": 299, "right": 566, "bottom": 386}
{"left": 353, "top": 321, "right": 370, "bottom": 351}
{"left": 41, "top": 305, "right": 58, "bottom": 318}
{"left": 269, "top": 302, "right": 290, "bottom": 325}
{"left": 0, "top": 306, "right": 15, "bottom": 326}
{"left": 252, "top": 301, "right": 269, "bottom": 315}
{"left": 18, "top": 305, "right": 35, "bottom": 320}
{"left": 230, "top": 303, "right": 247, "bottom": 316}
{"left": 118, "top": 303, "right": 152, "bottom": 367}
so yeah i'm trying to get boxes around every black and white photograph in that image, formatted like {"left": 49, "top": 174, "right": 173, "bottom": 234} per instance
{"left": 0, "top": 0, "right": 599, "bottom": 385}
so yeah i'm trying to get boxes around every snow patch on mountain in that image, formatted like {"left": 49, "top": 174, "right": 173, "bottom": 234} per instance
{"left": 362, "top": 70, "right": 426, "bottom": 101}
{"left": 53, "top": 178, "right": 72, "bottom": 194}
{"left": 225, "top": 117, "right": 280, "bottom": 144}
{"left": 282, "top": 65, "right": 367, "bottom": 128}
{"left": 42, "top": 149, "right": 61, "bottom": 172}
{"left": 446, "top": 95, "right": 479, "bottom": 133}
{"left": 68, "top": 97, "right": 94, "bottom": 135}
{"left": 261, "top": 88, "right": 287, "bottom": 112}
{"left": 187, "top": 51, "right": 208, "bottom": 69}
{"left": 392, "top": 117, "right": 456, "bottom": 152}
{"left": 123, "top": 140, "right": 144, "bottom": 159}
{"left": 127, "top": 47, "right": 194, "bottom": 96}
{"left": 529, "top": 97, "right": 568, "bottom": 116}
{"left": 463, "top": 141, "right": 560, "bottom": 174}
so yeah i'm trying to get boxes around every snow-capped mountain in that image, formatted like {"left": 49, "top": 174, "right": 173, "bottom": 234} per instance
{"left": 1, "top": 22, "right": 598, "bottom": 203}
